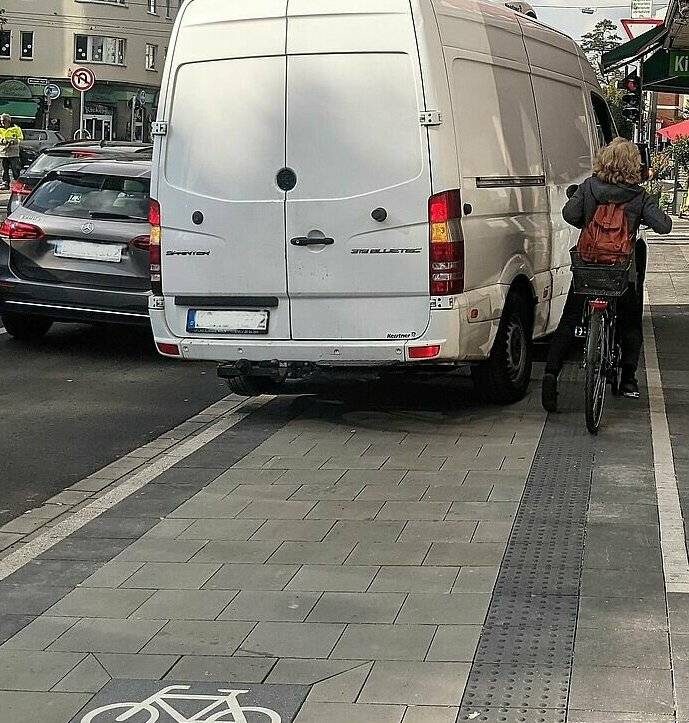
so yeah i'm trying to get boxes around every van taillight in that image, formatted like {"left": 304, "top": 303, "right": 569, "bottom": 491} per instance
{"left": 149, "top": 198, "right": 162, "bottom": 294}
{"left": 0, "top": 219, "right": 45, "bottom": 241}
{"left": 429, "top": 190, "right": 464, "bottom": 296}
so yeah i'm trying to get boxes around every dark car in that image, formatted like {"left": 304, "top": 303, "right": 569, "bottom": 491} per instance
{"left": 0, "top": 159, "right": 152, "bottom": 340}
{"left": 19, "top": 129, "right": 65, "bottom": 167}
{"left": 8, "top": 141, "right": 152, "bottom": 215}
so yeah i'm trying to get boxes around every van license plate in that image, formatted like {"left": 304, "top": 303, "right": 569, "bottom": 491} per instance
{"left": 187, "top": 310, "right": 269, "bottom": 335}
{"left": 54, "top": 240, "right": 122, "bottom": 263}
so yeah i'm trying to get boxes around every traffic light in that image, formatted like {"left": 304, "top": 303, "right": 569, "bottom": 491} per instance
{"left": 618, "top": 71, "right": 642, "bottom": 124}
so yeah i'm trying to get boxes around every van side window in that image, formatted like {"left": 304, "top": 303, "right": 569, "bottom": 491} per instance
{"left": 591, "top": 93, "right": 615, "bottom": 148}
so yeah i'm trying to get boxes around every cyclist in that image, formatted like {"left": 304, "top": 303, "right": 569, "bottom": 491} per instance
{"left": 542, "top": 138, "right": 672, "bottom": 412}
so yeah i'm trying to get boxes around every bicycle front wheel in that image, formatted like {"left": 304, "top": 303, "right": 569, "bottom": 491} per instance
{"left": 585, "top": 309, "right": 607, "bottom": 435}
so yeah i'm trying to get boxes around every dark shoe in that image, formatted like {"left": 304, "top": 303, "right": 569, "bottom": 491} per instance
{"left": 542, "top": 372, "right": 558, "bottom": 412}
{"left": 621, "top": 377, "right": 640, "bottom": 399}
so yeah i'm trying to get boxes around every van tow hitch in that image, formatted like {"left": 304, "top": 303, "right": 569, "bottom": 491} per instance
{"left": 217, "top": 360, "right": 315, "bottom": 381}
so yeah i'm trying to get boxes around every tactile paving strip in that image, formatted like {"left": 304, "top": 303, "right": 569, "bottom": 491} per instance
{"left": 458, "top": 375, "right": 595, "bottom": 723}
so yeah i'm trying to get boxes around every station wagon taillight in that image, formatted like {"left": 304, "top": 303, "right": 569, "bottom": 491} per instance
{"left": 0, "top": 218, "right": 45, "bottom": 241}
{"left": 149, "top": 199, "right": 162, "bottom": 294}
{"left": 429, "top": 190, "right": 464, "bottom": 296}
{"left": 10, "top": 180, "right": 32, "bottom": 198}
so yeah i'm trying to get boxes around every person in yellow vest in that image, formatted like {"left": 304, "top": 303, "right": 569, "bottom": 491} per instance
{"left": 0, "top": 114, "right": 24, "bottom": 190}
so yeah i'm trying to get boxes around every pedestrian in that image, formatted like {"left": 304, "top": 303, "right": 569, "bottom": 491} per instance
{"left": 0, "top": 114, "right": 24, "bottom": 190}
{"left": 542, "top": 137, "right": 672, "bottom": 412}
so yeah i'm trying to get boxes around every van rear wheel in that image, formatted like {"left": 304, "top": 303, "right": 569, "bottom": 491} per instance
{"left": 471, "top": 291, "right": 533, "bottom": 404}
{"left": 226, "top": 375, "right": 284, "bottom": 397}
{"left": 1, "top": 312, "right": 53, "bottom": 341}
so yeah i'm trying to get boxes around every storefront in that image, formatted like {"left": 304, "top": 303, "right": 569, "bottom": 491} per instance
{"left": 0, "top": 79, "right": 39, "bottom": 127}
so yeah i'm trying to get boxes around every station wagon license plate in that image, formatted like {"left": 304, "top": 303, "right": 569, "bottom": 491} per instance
{"left": 54, "top": 240, "right": 123, "bottom": 263}
{"left": 187, "top": 309, "right": 269, "bottom": 335}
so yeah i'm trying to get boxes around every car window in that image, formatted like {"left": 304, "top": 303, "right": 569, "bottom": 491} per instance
{"left": 25, "top": 173, "right": 150, "bottom": 221}
{"left": 28, "top": 152, "right": 100, "bottom": 175}
{"left": 23, "top": 130, "right": 47, "bottom": 141}
{"left": 591, "top": 93, "right": 616, "bottom": 148}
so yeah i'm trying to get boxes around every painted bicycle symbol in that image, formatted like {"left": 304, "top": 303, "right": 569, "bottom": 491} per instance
{"left": 80, "top": 685, "right": 281, "bottom": 723}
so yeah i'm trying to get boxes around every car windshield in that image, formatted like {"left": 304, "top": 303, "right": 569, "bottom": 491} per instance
{"left": 24, "top": 173, "right": 150, "bottom": 221}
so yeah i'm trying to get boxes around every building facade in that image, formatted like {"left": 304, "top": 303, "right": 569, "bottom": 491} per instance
{"left": 0, "top": 0, "right": 178, "bottom": 141}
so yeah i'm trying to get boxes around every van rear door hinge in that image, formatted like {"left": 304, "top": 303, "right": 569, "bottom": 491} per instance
{"left": 420, "top": 111, "right": 442, "bottom": 126}
{"left": 151, "top": 121, "right": 168, "bottom": 137}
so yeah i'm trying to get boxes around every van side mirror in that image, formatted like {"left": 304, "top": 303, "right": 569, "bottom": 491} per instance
{"left": 566, "top": 184, "right": 578, "bottom": 199}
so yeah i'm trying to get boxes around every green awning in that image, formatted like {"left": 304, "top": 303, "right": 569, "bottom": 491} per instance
{"left": 0, "top": 99, "right": 39, "bottom": 120}
{"left": 602, "top": 23, "right": 667, "bottom": 72}
{"left": 642, "top": 47, "right": 689, "bottom": 92}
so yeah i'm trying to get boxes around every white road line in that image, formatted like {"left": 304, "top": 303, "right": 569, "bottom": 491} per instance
{"left": 643, "top": 305, "right": 689, "bottom": 594}
{"left": 0, "top": 395, "right": 273, "bottom": 582}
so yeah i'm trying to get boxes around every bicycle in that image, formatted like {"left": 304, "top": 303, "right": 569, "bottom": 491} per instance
{"left": 570, "top": 250, "right": 632, "bottom": 435}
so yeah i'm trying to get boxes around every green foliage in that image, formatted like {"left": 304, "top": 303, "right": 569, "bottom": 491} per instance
{"left": 580, "top": 19, "right": 623, "bottom": 83}
{"left": 671, "top": 136, "right": 689, "bottom": 172}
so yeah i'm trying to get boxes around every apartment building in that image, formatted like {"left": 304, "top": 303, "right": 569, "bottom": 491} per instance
{"left": 0, "top": 0, "right": 178, "bottom": 141}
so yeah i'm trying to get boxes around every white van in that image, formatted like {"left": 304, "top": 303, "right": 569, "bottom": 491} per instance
{"left": 149, "top": 0, "right": 616, "bottom": 403}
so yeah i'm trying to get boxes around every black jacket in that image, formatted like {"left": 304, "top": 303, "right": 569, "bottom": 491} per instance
{"left": 563, "top": 176, "right": 672, "bottom": 236}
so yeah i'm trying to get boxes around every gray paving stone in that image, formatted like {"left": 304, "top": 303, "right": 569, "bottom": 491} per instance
{"left": 78, "top": 561, "right": 144, "bottom": 588}
{"left": 452, "top": 566, "right": 500, "bottom": 593}
{"left": 574, "top": 627, "right": 670, "bottom": 669}
{"left": 398, "top": 522, "right": 476, "bottom": 544}
{"left": 131, "top": 589, "right": 239, "bottom": 621}
{"left": 307, "top": 592, "right": 405, "bottom": 624}
{"left": 377, "top": 502, "right": 451, "bottom": 521}
{"left": 402, "top": 706, "right": 459, "bottom": 723}
{"left": 346, "top": 541, "right": 431, "bottom": 566}
{"left": 265, "top": 658, "right": 365, "bottom": 685}
{"left": 52, "top": 654, "right": 111, "bottom": 693}
{"left": 488, "top": 483, "right": 525, "bottom": 502}
{"left": 141, "top": 620, "right": 254, "bottom": 656}
{"left": 229, "top": 484, "right": 302, "bottom": 500}
{"left": 295, "top": 702, "right": 405, "bottom": 722}
{"left": 178, "top": 519, "right": 264, "bottom": 540}
{"left": 424, "top": 542, "right": 505, "bottom": 566}
{"left": 165, "top": 655, "right": 276, "bottom": 682}
{"left": 238, "top": 500, "right": 317, "bottom": 520}
{"left": 168, "top": 496, "right": 250, "bottom": 519}
{"left": 286, "top": 565, "right": 379, "bottom": 592}
{"left": 568, "top": 712, "right": 673, "bottom": 722}
{"left": 471, "top": 520, "right": 513, "bottom": 543}
{"left": 49, "top": 619, "right": 167, "bottom": 654}
{"left": 121, "top": 562, "right": 221, "bottom": 590}
{"left": 218, "top": 590, "right": 320, "bottom": 622}
{"left": 0, "top": 584, "right": 74, "bottom": 615}
{"left": 669, "top": 594, "right": 689, "bottom": 634}
{"left": 307, "top": 662, "right": 373, "bottom": 703}
{"left": 307, "top": 501, "right": 384, "bottom": 520}
{"left": 569, "top": 665, "right": 674, "bottom": 715}
{"left": 356, "top": 484, "right": 429, "bottom": 502}
{"left": 588, "top": 502, "right": 659, "bottom": 524}
{"left": 403, "top": 471, "right": 468, "bottom": 487}
{"left": 339, "top": 470, "right": 407, "bottom": 486}
{"left": 324, "top": 521, "right": 405, "bottom": 545}
{"left": 0, "top": 649, "right": 85, "bottom": 691}
{"left": 370, "top": 566, "right": 458, "bottom": 594}
{"left": 71, "top": 517, "right": 159, "bottom": 540}
{"left": 0, "top": 616, "right": 78, "bottom": 651}
{"left": 0, "top": 691, "right": 90, "bottom": 723}
{"left": 45, "top": 588, "right": 154, "bottom": 618}
{"left": 203, "top": 563, "right": 299, "bottom": 591}
{"left": 331, "top": 624, "right": 435, "bottom": 661}
{"left": 265, "top": 456, "right": 330, "bottom": 470}
{"left": 359, "top": 660, "right": 470, "bottom": 705}
{"left": 139, "top": 519, "right": 194, "bottom": 539}
{"left": 426, "top": 625, "right": 482, "bottom": 662}
{"left": 95, "top": 653, "right": 179, "bottom": 680}
{"left": 238, "top": 622, "right": 344, "bottom": 659}
{"left": 209, "top": 468, "right": 286, "bottom": 487}
{"left": 397, "top": 593, "right": 490, "bottom": 625}
{"left": 323, "top": 456, "right": 389, "bottom": 470}
{"left": 7, "top": 560, "right": 102, "bottom": 589}
{"left": 422, "top": 484, "right": 492, "bottom": 502}
{"left": 0, "top": 532, "right": 22, "bottom": 550}
{"left": 275, "top": 470, "right": 346, "bottom": 486}
{"left": 251, "top": 519, "right": 335, "bottom": 542}
{"left": 191, "top": 540, "right": 281, "bottom": 564}
{"left": 291, "top": 482, "right": 366, "bottom": 502}
{"left": 580, "top": 568, "right": 665, "bottom": 599}
{"left": 578, "top": 596, "right": 668, "bottom": 631}
{"left": 270, "top": 541, "right": 356, "bottom": 565}
{"left": 446, "top": 501, "right": 518, "bottom": 520}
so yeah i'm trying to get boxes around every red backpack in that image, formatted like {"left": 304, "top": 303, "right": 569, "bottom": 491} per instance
{"left": 577, "top": 202, "right": 634, "bottom": 264}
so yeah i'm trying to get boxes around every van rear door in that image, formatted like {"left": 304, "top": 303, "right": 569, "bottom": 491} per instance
{"left": 158, "top": 1, "right": 291, "bottom": 340}
{"left": 285, "top": 0, "right": 432, "bottom": 342}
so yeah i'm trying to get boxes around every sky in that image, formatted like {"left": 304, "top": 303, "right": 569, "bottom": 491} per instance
{"left": 529, "top": 1, "right": 668, "bottom": 41}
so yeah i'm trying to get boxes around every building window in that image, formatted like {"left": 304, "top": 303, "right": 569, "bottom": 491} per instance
{"left": 0, "top": 30, "right": 10, "bottom": 59}
{"left": 75, "top": 35, "right": 126, "bottom": 66}
{"left": 145, "top": 43, "right": 158, "bottom": 71}
{"left": 20, "top": 31, "right": 34, "bottom": 60}
{"left": 149, "top": 0, "right": 157, "bottom": 13}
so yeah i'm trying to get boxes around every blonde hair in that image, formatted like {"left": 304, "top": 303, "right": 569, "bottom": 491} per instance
{"left": 593, "top": 137, "right": 642, "bottom": 185}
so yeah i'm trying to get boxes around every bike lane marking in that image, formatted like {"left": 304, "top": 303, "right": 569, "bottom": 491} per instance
{"left": 643, "top": 305, "right": 689, "bottom": 594}
{"left": 0, "top": 396, "right": 273, "bottom": 583}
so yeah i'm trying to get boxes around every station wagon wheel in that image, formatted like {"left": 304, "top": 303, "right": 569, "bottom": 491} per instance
{"left": 1, "top": 312, "right": 53, "bottom": 342}
{"left": 471, "top": 290, "right": 533, "bottom": 404}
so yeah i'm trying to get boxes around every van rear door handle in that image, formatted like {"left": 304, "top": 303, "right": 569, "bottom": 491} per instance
{"left": 290, "top": 237, "right": 335, "bottom": 247}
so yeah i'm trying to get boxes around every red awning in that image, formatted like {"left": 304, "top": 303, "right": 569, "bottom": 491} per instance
{"left": 658, "top": 119, "right": 689, "bottom": 140}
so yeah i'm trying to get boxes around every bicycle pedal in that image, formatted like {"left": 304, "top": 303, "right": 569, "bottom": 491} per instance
{"left": 575, "top": 326, "right": 586, "bottom": 338}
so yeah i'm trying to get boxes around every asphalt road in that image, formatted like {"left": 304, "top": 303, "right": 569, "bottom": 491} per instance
{"left": 0, "top": 323, "right": 227, "bottom": 525}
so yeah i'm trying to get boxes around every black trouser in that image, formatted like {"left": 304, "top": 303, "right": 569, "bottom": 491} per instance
{"left": 1, "top": 157, "right": 20, "bottom": 185}
{"left": 545, "top": 284, "right": 643, "bottom": 376}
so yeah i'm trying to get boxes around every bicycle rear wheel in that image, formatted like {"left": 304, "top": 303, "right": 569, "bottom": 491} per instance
{"left": 585, "top": 309, "right": 607, "bottom": 435}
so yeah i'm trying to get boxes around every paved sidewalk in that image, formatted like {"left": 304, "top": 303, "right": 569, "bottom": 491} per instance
{"left": 1, "top": 233, "right": 689, "bottom": 722}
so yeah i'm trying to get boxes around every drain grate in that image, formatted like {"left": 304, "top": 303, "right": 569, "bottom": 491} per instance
{"left": 457, "top": 373, "right": 595, "bottom": 722}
